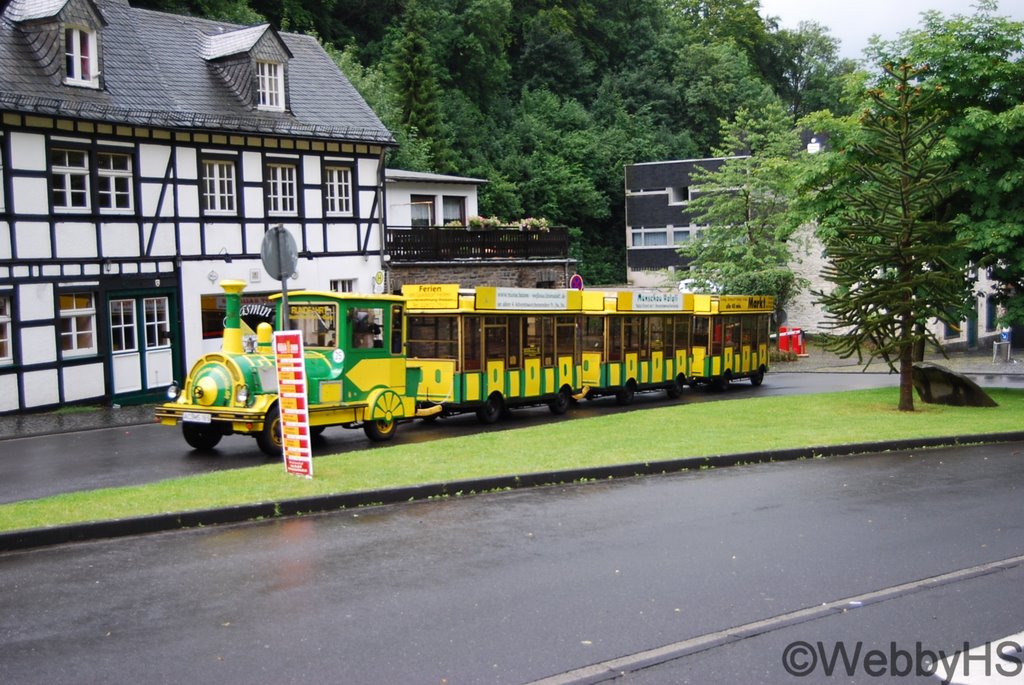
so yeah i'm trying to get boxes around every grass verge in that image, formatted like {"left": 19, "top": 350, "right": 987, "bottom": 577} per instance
{"left": 2, "top": 387, "right": 1023, "bottom": 533}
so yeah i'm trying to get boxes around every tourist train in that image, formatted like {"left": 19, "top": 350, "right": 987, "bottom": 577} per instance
{"left": 156, "top": 280, "right": 773, "bottom": 455}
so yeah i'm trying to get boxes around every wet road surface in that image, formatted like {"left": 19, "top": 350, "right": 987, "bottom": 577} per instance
{"left": 2, "top": 441, "right": 1023, "bottom": 684}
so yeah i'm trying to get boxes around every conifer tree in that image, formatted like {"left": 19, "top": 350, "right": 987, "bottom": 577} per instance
{"left": 816, "top": 62, "right": 970, "bottom": 411}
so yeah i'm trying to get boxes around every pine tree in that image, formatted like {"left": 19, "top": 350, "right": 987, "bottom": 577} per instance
{"left": 817, "top": 62, "right": 970, "bottom": 411}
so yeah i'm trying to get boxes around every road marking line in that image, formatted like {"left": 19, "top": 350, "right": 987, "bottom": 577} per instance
{"left": 526, "top": 553, "right": 1024, "bottom": 685}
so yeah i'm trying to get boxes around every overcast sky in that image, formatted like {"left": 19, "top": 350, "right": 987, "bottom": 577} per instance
{"left": 758, "top": 0, "right": 1024, "bottom": 60}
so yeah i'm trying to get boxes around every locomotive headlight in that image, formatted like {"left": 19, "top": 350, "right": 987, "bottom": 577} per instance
{"left": 166, "top": 382, "right": 181, "bottom": 401}
{"left": 235, "top": 384, "right": 249, "bottom": 405}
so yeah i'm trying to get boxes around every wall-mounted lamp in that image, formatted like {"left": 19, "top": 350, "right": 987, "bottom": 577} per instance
{"left": 218, "top": 247, "right": 232, "bottom": 263}
{"left": 103, "top": 259, "right": 113, "bottom": 273}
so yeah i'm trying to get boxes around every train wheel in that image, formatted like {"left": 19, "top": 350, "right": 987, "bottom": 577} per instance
{"left": 615, "top": 381, "right": 636, "bottom": 406}
{"left": 666, "top": 376, "right": 684, "bottom": 399}
{"left": 750, "top": 368, "right": 765, "bottom": 386}
{"left": 256, "top": 404, "right": 283, "bottom": 457}
{"left": 476, "top": 393, "right": 503, "bottom": 424}
{"left": 363, "top": 418, "right": 397, "bottom": 441}
{"left": 182, "top": 423, "right": 222, "bottom": 451}
{"left": 548, "top": 387, "right": 571, "bottom": 415}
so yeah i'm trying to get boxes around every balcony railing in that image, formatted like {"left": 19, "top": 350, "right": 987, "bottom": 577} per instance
{"left": 385, "top": 226, "right": 570, "bottom": 262}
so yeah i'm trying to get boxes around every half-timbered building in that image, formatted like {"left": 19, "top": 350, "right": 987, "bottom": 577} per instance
{"left": 0, "top": 0, "right": 394, "bottom": 412}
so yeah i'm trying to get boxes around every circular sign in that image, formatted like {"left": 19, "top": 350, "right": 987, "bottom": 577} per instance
{"left": 261, "top": 225, "right": 298, "bottom": 281}
{"left": 569, "top": 273, "right": 584, "bottom": 290}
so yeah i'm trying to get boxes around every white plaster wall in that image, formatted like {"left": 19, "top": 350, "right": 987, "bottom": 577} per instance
{"left": 0, "top": 219, "right": 10, "bottom": 259}
{"left": 62, "top": 362, "right": 105, "bottom": 402}
{"left": 22, "top": 368, "right": 58, "bottom": 407}
{"left": 175, "top": 146, "right": 198, "bottom": 181}
{"left": 786, "top": 223, "right": 830, "bottom": 333}
{"left": 138, "top": 143, "right": 172, "bottom": 178}
{"left": 11, "top": 176, "right": 48, "bottom": 214}
{"left": 17, "top": 282, "right": 54, "bottom": 321}
{"left": 9, "top": 131, "right": 46, "bottom": 171}
{"left": 55, "top": 222, "right": 98, "bottom": 258}
{"left": 100, "top": 223, "right": 141, "bottom": 257}
{"left": 0, "top": 374, "right": 18, "bottom": 412}
{"left": 20, "top": 326, "right": 57, "bottom": 365}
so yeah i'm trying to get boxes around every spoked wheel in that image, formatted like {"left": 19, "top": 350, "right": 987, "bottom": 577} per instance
{"left": 256, "top": 404, "right": 283, "bottom": 457}
{"left": 363, "top": 418, "right": 397, "bottom": 441}
{"left": 182, "top": 423, "right": 222, "bottom": 451}
{"left": 548, "top": 387, "right": 572, "bottom": 415}
{"left": 475, "top": 393, "right": 503, "bottom": 424}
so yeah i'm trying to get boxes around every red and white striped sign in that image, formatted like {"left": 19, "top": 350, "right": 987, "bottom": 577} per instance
{"left": 273, "top": 331, "right": 313, "bottom": 478}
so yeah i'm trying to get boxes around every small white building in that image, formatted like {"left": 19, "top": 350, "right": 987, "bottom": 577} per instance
{"left": 385, "top": 168, "right": 485, "bottom": 229}
{"left": 0, "top": 0, "right": 395, "bottom": 412}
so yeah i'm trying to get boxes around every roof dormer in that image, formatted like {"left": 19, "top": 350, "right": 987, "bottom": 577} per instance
{"left": 4, "top": 0, "right": 107, "bottom": 89}
{"left": 202, "top": 23, "right": 293, "bottom": 113}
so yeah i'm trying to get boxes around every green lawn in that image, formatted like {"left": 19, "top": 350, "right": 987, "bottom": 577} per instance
{"left": 2, "top": 387, "right": 1022, "bottom": 533}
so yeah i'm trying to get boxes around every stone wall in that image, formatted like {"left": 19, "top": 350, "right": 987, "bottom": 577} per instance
{"left": 387, "top": 260, "right": 575, "bottom": 292}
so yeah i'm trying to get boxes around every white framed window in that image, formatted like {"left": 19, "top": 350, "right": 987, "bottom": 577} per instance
{"left": 60, "top": 292, "right": 97, "bottom": 357}
{"left": 144, "top": 297, "right": 171, "bottom": 348}
{"left": 0, "top": 295, "right": 11, "bottom": 364}
{"left": 256, "top": 61, "right": 284, "bottom": 110}
{"left": 411, "top": 195, "right": 435, "bottom": 227}
{"left": 51, "top": 148, "right": 90, "bottom": 211}
{"left": 64, "top": 27, "right": 99, "bottom": 87}
{"left": 443, "top": 196, "right": 466, "bottom": 225}
{"left": 97, "top": 152, "right": 133, "bottom": 211}
{"left": 109, "top": 299, "right": 137, "bottom": 353}
{"left": 202, "top": 160, "right": 236, "bottom": 213}
{"left": 330, "top": 279, "right": 355, "bottom": 293}
{"left": 630, "top": 227, "right": 668, "bottom": 247}
{"left": 266, "top": 163, "right": 297, "bottom": 215}
{"left": 324, "top": 166, "right": 352, "bottom": 216}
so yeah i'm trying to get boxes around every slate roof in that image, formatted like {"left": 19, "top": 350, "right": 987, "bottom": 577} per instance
{"left": 0, "top": 0, "right": 395, "bottom": 145}
{"left": 385, "top": 168, "right": 488, "bottom": 186}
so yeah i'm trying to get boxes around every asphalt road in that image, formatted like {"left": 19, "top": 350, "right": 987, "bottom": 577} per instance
{"left": 0, "top": 371, "right": 906, "bottom": 505}
{"left": 2, "top": 441, "right": 1023, "bottom": 684}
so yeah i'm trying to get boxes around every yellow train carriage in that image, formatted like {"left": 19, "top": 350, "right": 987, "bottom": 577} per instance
{"left": 689, "top": 294, "right": 774, "bottom": 388}
{"left": 403, "top": 284, "right": 587, "bottom": 423}
{"left": 581, "top": 290, "right": 694, "bottom": 404}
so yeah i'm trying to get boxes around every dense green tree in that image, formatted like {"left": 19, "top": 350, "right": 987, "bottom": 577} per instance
{"left": 385, "top": 7, "right": 454, "bottom": 172}
{"left": 679, "top": 102, "right": 804, "bottom": 310}
{"left": 764, "top": 21, "right": 857, "bottom": 119}
{"left": 869, "top": 2, "right": 1024, "bottom": 326}
{"left": 813, "top": 63, "right": 971, "bottom": 411}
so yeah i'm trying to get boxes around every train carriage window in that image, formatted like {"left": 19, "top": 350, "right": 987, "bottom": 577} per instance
{"left": 673, "top": 315, "right": 691, "bottom": 355}
{"left": 555, "top": 316, "right": 577, "bottom": 361}
{"left": 524, "top": 316, "right": 541, "bottom": 360}
{"left": 582, "top": 316, "right": 603, "bottom": 353}
{"left": 711, "top": 320, "right": 723, "bottom": 355}
{"left": 407, "top": 315, "right": 457, "bottom": 359}
{"left": 463, "top": 316, "right": 481, "bottom": 371}
{"left": 350, "top": 307, "right": 384, "bottom": 349}
{"left": 623, "top": 316, "right": 641, "bottom": 355}
{"left": 391, "top": 305, "right": 404, "bottom": 354}
{"left": 508, "top": 316, "right": 522, "bottom": 368}
{"left": 650, "top": 316, "right": 665, "bottom": 353}
{"left": 725, "top": 316, "right": 741, "bottom": 352}
{"left": 608, "top": 317, "right": 622, "bottom": 362}
{"left": 484, "top": 316, "right": 508, "bottom": 362}
{"left": 286, "top": 303, "right": 338, "bottom": 348}
{"left": 541, "top": 316, "right": 554, "bottom": 365}
{"left": 692, "top": 317, "right": 710, "bottom": 352}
